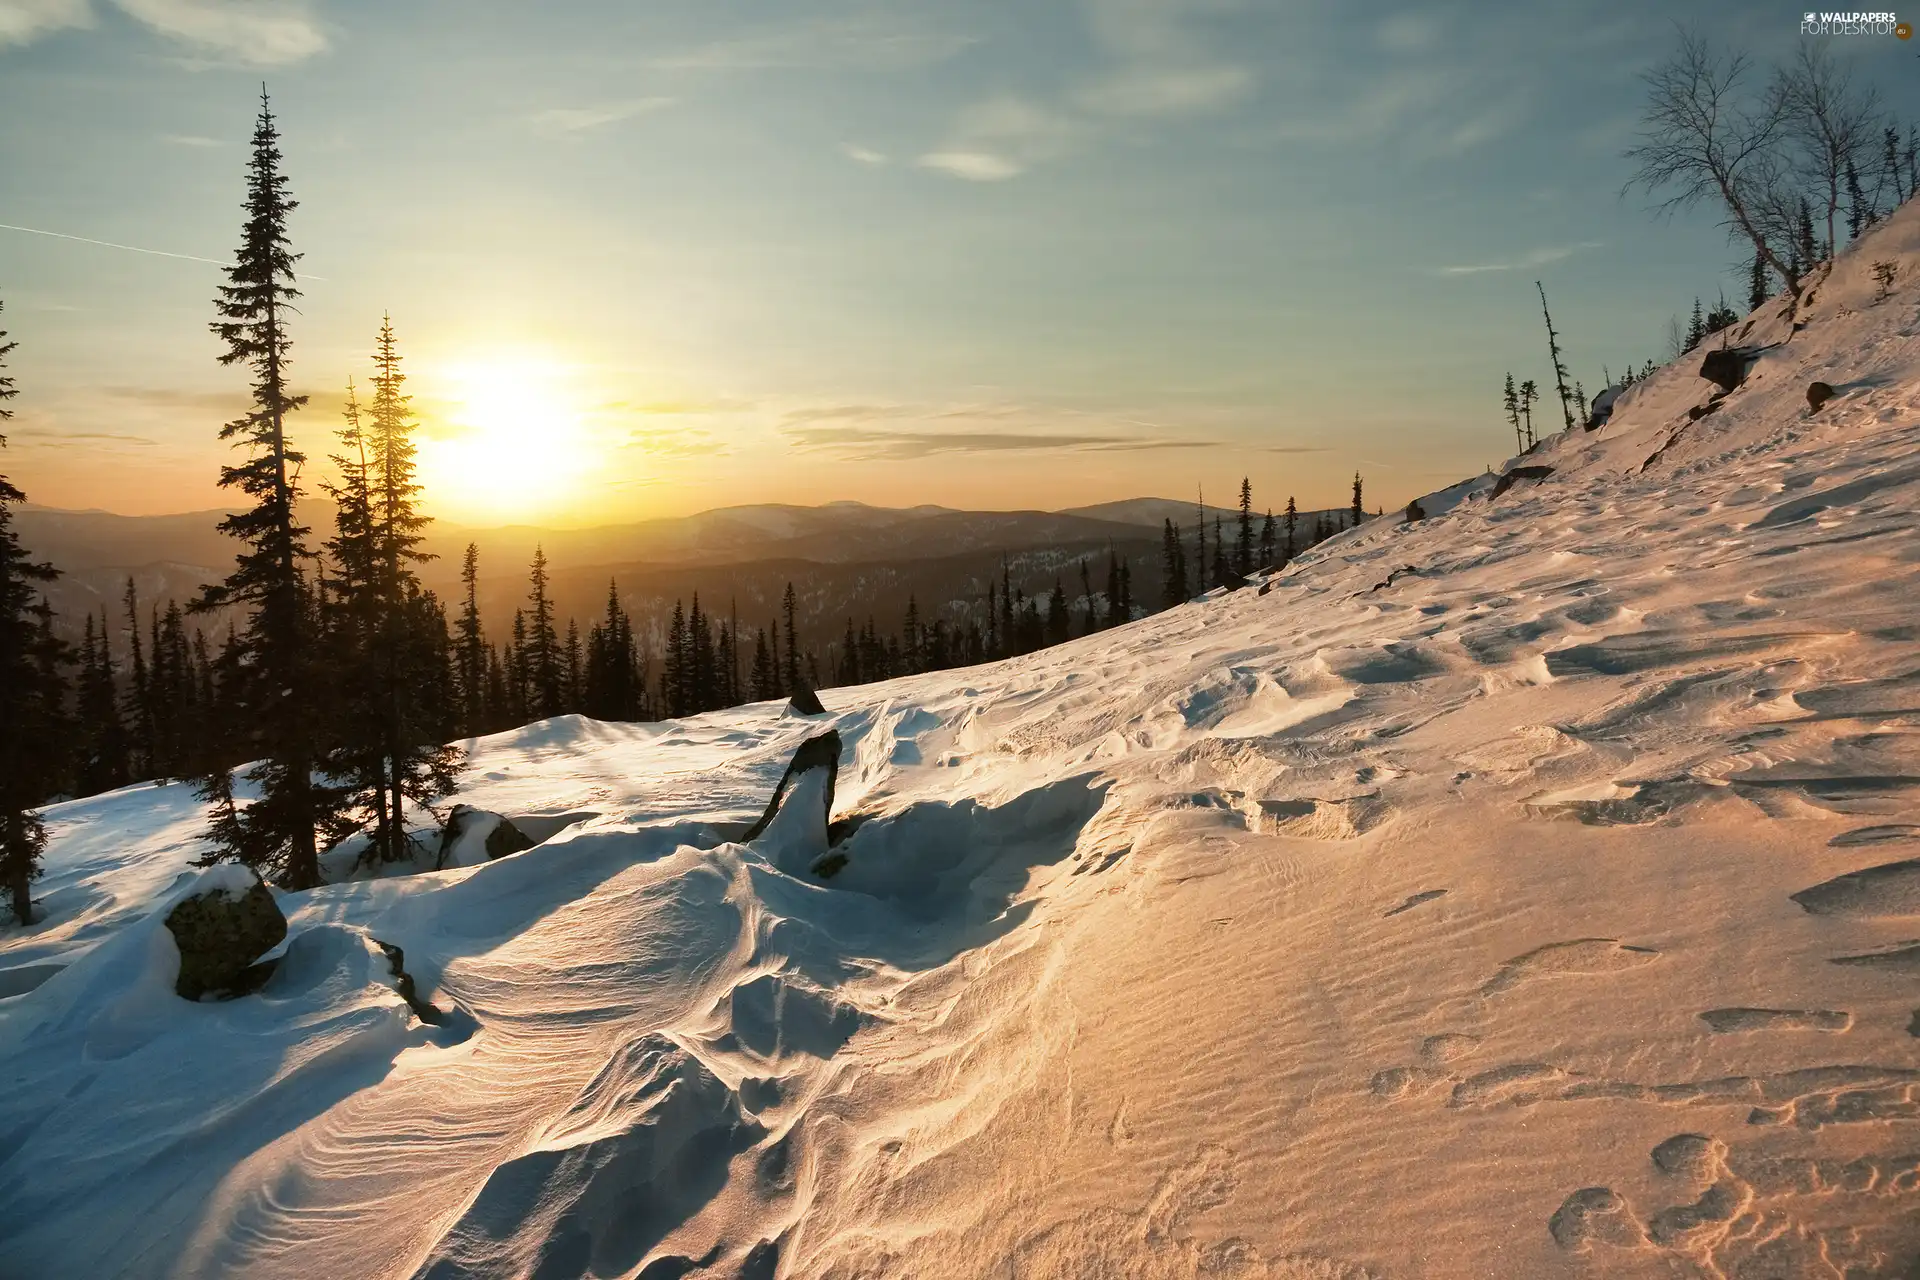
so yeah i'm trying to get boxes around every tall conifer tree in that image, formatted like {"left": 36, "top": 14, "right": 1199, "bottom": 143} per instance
{"left": 1235, "top": 477, "right": 1254, "bottom": 575}
{"left": 0, "top": 300, "right": 68, "bottom": 922}
{"left": 194, "top": 88, "right": 339, "bottom": 888}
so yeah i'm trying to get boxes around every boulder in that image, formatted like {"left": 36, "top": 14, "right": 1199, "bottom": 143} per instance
{"left": 1807, "top": 381, "right": 1836, "bottom": 411}
{"left": 742, "top": 730, "right": 841, "bottom": 843}
{"left": 164, "top": 869, "right": 287, "bottom": 1000}
{"left": 1490, "top": 465, "right": 1554, "bottom": 500}
{"left": 437, "top": 805, "right": 534, "bottom": 868}
{"left": 1404, "top": 499, "right": 1427, "bottom": 522}
{"left": 1686, "top": 402, "right": 1720, "bottom": 422}
{"left": 787, "top": 686, "right": 827, "bottom": 716}
{"left": 1583, "top": 384, "right": 1622, "bottom": 431}
{"left": 1699, "top": 347, "right": 1759, "bottom": 392}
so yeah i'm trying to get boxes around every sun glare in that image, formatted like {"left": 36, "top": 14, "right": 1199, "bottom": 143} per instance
{"left": 420, "top": 355, "right": 596, "bottom": 523}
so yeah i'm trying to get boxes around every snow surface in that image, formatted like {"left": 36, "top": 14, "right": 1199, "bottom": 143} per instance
{"left": 11, "top": 209, "right": 1920, "bottom": 1276}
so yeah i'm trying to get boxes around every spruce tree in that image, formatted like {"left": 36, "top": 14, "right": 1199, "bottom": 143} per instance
{"left": 192, "top": 87, "right": 339, "bottom": 888}
{"left": 122, "top": 578, "right": 153, "bottom": 779}
{"left": 1535, "top": 280, "right": 1576, "bottom": 435}
{"left": 1683, "top": 298, "right": 1706, "bottom": 352}
{"left": 563, "top": 619, "right": 582, "bottom": 713}
{"left": 1235, "top": 477, "right": 1253, "bottom": 575}
{"left": 1797, "top": 199, "right": 1819, "bottom": 272}
{"left": 1518, "top": 380, "right": 1539, "bottom": 449}
{"left": 1748, "top": 249, "right": 1769, "bottom": 311}
{"left": 1105, "top": 551, "right": 1121, "bottom": 627}
{"left": 455, "top": 543, "right": 485, "bottom": 734}
{"left": 1210, "top": 516, "right": 1229, "bottom": 588}
{"left": 0, "top": 303, "right": 68, "bottom": 922}
{"left": 663, "top": 600, "right": 687, "bottom": 717}
{"left": 1883, "top": 125, "right": 1902, "bottom": 212}
{"left": 751, "top": 627, "right": 774, "bottom": 700}
{"left": 1351, "top": 473, "right": 1364, "bottom": 527}
{"left": 1160, "top": 519, "right": 1186, "bottom": 606}
{"left": 325, "top": 324, "right": 461, "bottom": 864}
{"left": 1079, "top": 559, "right": 1095, "bottom": 635}
{"left": 523, "top": 546, "right": 560, "bottom": 718}
{"left": 1259, "top": 509, "right": 1275, "bottom": 567}
{"left": 782, "top": 582, "right": 799, "bottom": 694}
{"left": 1046, "top": 581, "right": 1069, "bottom": 645}
{"left": 1283, "top": 496, "right": 1298, "bottom": 561}
{"left": 76, "top": 613, "right": 128, "bottom": 796}
{"left": 1503, "top": 373, "right": 1522, "bottom": 454}
{"left": 1846, "top": 158, "right": 1869, "bottom": 239}
{"left": 902, "top": 594, "right": 921, "bottom": 673}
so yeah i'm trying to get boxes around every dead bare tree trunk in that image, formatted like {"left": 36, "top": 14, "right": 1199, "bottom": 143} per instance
{"left": 1623, "top": 27, "right": 1798, "bottom": 291}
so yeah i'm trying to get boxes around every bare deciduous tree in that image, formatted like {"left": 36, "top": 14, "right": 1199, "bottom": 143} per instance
{"left": 1623, "top": 27, "right": 1798, "bottom": 290}
{"left": 1778, "top": 42, "right": 1883, "bottom": 260}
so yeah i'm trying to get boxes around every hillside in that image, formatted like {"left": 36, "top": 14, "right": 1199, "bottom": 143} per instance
{"left": 7, "top": 209, "right": 1920, "bottom": 1277}
{"left": 20, "top": 498, "right": 1343, "bottom": 657}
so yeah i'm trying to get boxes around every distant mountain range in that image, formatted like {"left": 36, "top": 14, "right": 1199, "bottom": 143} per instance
{"left": 17, "top": 497, "right": 1335, "bottom": 661}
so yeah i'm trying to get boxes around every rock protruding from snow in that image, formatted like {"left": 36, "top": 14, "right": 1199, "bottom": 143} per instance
{"left": 1491, "top": 465, "right": 1554, "bottom": 500}
{"left": 1584, "top": 384, "right": 1622, "bottom": 430}
{"left": 743, "top": 731, "right": 842, "bottom": 872}
{"left": 161, "top": 867, "right": 285, "bottom": 1000}
{"left": 1698, "top": 346, "right": 1759, "bottom": 392}
{"left": 1808, "top": 380, "right": 1837, "bottom": 411}
{"left": 787, "top": 686, "right": 827, "bottom": 716}
{"left": 1404, "top": 499, "right": 1427, "bottom": 522}
{"left": 437, "top": 805, "right": 534, "bottom": 869}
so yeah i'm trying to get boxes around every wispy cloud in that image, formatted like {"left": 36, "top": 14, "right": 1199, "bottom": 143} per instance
{"left": 11, "top": 428, "right": 157, "bottom": 446}
{"left": 159, "top": 133, "right": 222, "bottom": 147}
{"left": 0, "top": 0, "right": 91, "bottom": 48}
{"left": 113, "top": 0, "right": 328, "bottom": 65}
{"left": 782, "top": 402, "right": 1210, "bottom": 460}
{"left": 1430, "top": 241, "right": 1604, "bottom": 276}
{"left": 1074, "top": 0, "right": 1254, "bottom": 119}
{"left": 530, "top": 97, "right": 674, "bottom": 133}
{"left": 787, "top": 425, "right": 1211, "bottom": 460}
{"left": 919, "top": 94, "right": 1075, "bottom": 182}
{"left": 646, "top": 13, "right": 977, "bottom": 71}
{"left": 1074, "top": 64, "right": 1252, "bottom": 117}
{"left": 841, "top": 143, "right": 888, "bottom": 166}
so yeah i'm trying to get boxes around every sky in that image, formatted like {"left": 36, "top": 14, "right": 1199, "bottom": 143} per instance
{"left": 4, "top": 0, "right": 1920, "bottom": 526}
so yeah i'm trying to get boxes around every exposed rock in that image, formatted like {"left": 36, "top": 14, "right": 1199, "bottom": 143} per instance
{"left": 1403, "top": 499, "right": 1427, "bottom": 521}
{"left": 164, "top": 872, "right": 287, "bottom": 1000}
{"left": 742, "top": 730, "right": 842, "bottom": 843}
{"left": 787, "top": 686, "right": 827, "bottom": 716}
{"left": 1490, "top": 465, "right": 1554, "bottom": 500}
{"left": 1699, "top": 347, "right": 1759, "bottom": 392}
{"left": 375, "top": 940, "right": 446, "bottom": 1026}
{"left": 1583, "top": 384, "right": 1622, "bottom": 431}
{"left": 1686, "top": 402, "right": 1720, "bottom": 422}
{"left": 1807, "top": 380, "right": 1836, "bottom": 412}
{"left": 438, "top": 804, "right": 534, "bottom": 868}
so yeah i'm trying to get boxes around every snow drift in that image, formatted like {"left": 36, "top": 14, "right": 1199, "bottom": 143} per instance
{"left": 12, "top": 206, "right": 1920, "bottom": 1276}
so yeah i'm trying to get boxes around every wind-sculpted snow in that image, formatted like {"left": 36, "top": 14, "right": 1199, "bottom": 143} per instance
{"left": 15, "top": 210, "right": 1920, "bottom": 1277}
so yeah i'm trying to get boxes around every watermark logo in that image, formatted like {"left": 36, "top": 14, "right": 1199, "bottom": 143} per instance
{"left": 1800, "top": 10, "right": 1903, "bottom": 34}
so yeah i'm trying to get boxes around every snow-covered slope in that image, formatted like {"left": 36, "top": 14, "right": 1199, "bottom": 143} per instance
{"left": 11, "top": 208, "right": 1920, "bottom": 1279}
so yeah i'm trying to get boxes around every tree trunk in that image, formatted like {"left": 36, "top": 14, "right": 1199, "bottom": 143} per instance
{"left": 8, "top": 869, "right": 29, "bottom": 926}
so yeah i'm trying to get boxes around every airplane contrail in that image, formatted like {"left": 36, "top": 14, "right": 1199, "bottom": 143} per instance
{"left": 0, "top": 221, "right": 327, "bottom": 280}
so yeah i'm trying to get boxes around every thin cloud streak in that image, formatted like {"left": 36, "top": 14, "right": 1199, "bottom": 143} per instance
{"left": 1431, "top": 241, "right": 1605, "bottom": 277}
{"left": 530, "top": 97, "right": 674, "bottom": 133}
{"left": 785, "top": 424, "right": 1212, "bottom": 461}
{"left": 0, "top": 221, "right": 328, "bottom": 280}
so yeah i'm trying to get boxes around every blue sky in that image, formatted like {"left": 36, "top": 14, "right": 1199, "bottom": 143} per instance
{"left": 3, "top": 0, "right": 1918, "bottom": 522}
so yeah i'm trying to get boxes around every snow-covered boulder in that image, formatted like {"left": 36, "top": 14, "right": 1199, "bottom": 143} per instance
{"left": 161, "top": 864, "right": 285, "bottom": 1000}
{"left": 787, "top": 686, "right": 827, "bottom": 716}
{"left": 437, "top": 805, "right": 534, "bottom": 869}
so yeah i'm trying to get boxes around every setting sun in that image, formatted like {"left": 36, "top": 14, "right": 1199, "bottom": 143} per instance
{"left": 419, "top": 355, "right": 596, "bottom": 523}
